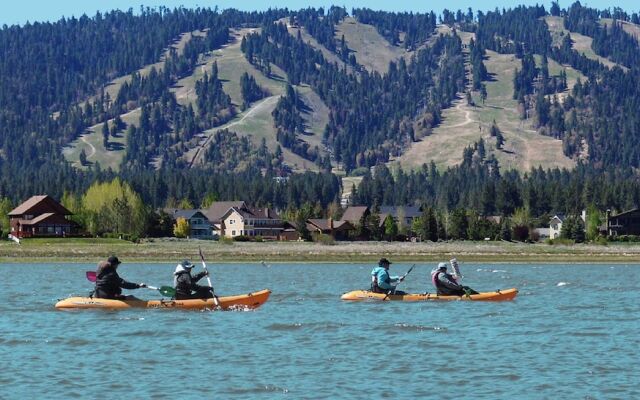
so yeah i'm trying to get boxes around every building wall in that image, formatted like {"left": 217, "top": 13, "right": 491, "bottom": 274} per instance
{"left": 223, "top": 210, "right": 246, "bottom": 237}
{"left": 550, "top": 222, "right": 562, "bottom": 239}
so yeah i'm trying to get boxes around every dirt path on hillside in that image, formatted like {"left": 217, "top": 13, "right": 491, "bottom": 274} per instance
{"left": 79, "top": 134, "right": 96, "bottom": 159}
{"left": 188, "top": 95, "right": 281, "bottom": 167}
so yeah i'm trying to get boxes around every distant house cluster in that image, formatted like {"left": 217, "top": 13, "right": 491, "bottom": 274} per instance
{"left": 9, "top": 194, "right": 640, "bottom": 242}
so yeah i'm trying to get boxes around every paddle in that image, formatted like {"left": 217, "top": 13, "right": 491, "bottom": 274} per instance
{"left": 85, "top": 271, "right": 176, "bottom": 297}
{"left": 382, "top": 264, "right": 415, "bottom": 301}
{"left": 198, "top": 247, "right": 220, "bottom": 307}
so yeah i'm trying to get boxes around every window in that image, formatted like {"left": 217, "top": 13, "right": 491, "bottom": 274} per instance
{"left": 232, "top": 230, "right": 236, "bottom": 236}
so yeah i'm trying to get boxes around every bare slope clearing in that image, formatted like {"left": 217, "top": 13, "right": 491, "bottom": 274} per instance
{"left": 395, "top": 48, "right": 574, "bottom": 172}
{"left": 63, "top": 31, "right": 201, "bottom": 170}
{"left": 600, "top": 18, "right": 640, "bottom": 38}
{"left": 63, "top": 108, "right": 142, "bottom": 171}
{"left": 280, "top": 18, "right": 351, "bottom": 71}
{"left": 544, "top": 16, "right": 624, "bottom": 70}
{"left": 101, "top": 31, "right": 201, "bottom": 103}
{"left": 182, "top": 29, "right": 328, "bottom": 172}
{"left": 336, "top": 17, "right": 412, "bottom": 74}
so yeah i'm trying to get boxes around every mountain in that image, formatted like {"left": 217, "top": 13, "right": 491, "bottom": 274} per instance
{"left": 2, "top": 3, "right": 640, "bottom": 212}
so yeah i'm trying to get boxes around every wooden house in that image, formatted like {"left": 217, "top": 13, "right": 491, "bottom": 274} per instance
{"left": 8, "top": 195, "right": 77, "bottom": 238}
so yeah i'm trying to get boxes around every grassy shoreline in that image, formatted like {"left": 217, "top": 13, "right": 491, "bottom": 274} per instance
{"left": 2, "top": 238, "right": 640, "bottom": 263}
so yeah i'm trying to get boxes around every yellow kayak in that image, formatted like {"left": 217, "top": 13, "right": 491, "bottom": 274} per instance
{"left": 55, "top": 289, "right": 271, "bottom": 310}
{"left": 341, "top": 288, "right": 518, "bottom": 302}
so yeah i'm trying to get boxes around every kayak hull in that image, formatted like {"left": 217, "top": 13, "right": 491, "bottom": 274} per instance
{"left": 55, "top": 289, "right": 271, "bottom": 310}
{"left": 341, "top": 288, "right": 518, "bottom": 302}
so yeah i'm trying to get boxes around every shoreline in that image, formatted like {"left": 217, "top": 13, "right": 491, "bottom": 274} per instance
{"left": 2, "top": 238, "right": 640, "bottom": 263}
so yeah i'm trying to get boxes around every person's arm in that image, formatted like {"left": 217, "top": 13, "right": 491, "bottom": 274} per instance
{"left": 438, "top": 274, "right": 463, "bottom": 290}
{"left": 118, "top": 277, "right": 143, "bottom": 289}
{"left": 193, "top": 271, "right": 207, "bottom": 283}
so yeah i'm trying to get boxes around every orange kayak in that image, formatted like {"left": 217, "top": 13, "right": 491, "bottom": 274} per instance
{"left": 55, "top": 289, "right": 271, "bottom": 310}
{"left": 341, "top": 288, "right": 518, "bottom": 302}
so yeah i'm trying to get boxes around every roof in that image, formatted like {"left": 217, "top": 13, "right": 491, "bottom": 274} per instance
{"left": 550, "top": 214, "right": 566, "bottom": 223}
{"left": 203, "top": 201, "right": 246, "bottom": 222}
{"left": 8, "top": 195, "right": 72, "bottom": 216}
{"left": 610, "top": 208, "right": 640, "bottom": 218}
{"left": 19, "top": 213, "right": 73, "bottom": 226}
{"left": 341, "top": 206, "right": 369, "bottom": 224}
{"left": 168, "top": 209, "right": 208, "bottom": 220}
{"left": 379, "top": 206, "right": 421, "bottom": 219}
{"left": 223, "top": 206, "right": 281, "bottom": 222}
{"left": 306, "top": 219, "right": 353, "bottom": 232}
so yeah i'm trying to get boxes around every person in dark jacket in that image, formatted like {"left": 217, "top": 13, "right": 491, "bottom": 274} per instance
{"left": 94, "top": 256, "right": 146, "bottom": 299}
{"left": 173, "top": 260, "right": 213, "bottom": 300}
{"left": 431, "top": 262, "right": 477, "bottom": 296}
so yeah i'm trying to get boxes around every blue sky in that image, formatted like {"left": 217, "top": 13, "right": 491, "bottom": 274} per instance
{"left": 1, "top": 1, "right": 639, "bottom": 26}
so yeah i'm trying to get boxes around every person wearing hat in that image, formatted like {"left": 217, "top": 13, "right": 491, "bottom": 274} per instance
{"left": 94, "top": 256, "right": 146, "bottom": 299}
{"left": 370, "top": 258, "right": 405, "bottom": 294}
{"left": 431, "top": 262, "right": 477, "bottom": 296}
{"left": 173, "top": 260, "right": 213, "bottom": 300}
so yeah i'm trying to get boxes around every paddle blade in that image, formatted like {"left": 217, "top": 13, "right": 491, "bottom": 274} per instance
{"left": 158, "top": 286, "right": 176, "bottom": 297}
{"left": 86, "top": 271, "right": 97, "bottom": 282}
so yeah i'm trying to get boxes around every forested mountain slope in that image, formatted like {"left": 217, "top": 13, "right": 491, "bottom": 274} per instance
{"left": 3, "top": 3, "right": 640, "bottom": 213}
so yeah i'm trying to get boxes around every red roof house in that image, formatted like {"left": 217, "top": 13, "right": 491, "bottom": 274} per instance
{"left": 8, "top": 195, "right": 77, "bottom": 238}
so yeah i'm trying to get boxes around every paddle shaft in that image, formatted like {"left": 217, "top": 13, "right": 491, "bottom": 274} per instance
{"left": 382, "top": 265, "right": 415, "bottom": 300}
{"left": 199, "top": 247, "right": 219, "bottom": 306}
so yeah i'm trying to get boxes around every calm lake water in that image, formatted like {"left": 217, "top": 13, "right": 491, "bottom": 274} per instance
{"left": 0, "top": 262, "right": 638, "bottom": 399}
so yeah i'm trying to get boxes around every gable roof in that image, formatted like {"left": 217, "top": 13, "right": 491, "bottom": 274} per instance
{"left": 610, "top": 208, "right": 640, "bottom": 218}
{"left": 203, "top": 201, "right": 246, "bottom": 222}
{"left": 8, "top": 195, "right": 72, "bottom": 216}
{"left": 170, "top": 209, "right": 208, "bottom": 220}
{"left": 306, "top": 219, "right": 353, "bottom": 232}
{"left": 19, "top": 213, "right": 74, "bottom": 226}
{"left": 341, "top": 206, "right": 369, "bottom": 224}
{"left": 224, "top": 206, "right": 281, "bottom": 221}
{"left": 549, "top": 214, "right": 566, "bottom": 223}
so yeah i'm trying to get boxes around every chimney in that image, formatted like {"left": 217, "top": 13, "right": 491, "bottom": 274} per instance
{"left": 581, "top": 209, "right": 586, "bottom": 223}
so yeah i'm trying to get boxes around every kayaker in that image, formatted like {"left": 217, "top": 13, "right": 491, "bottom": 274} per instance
{"left": 173, "top": 260, "right": 213, "bottom": 300}
{"left": 94, "top": 256, "right": 146, "bottom": 299}
{"left": 371, "top": 258, "right": 405, "bottom": 295}
{"left": 431, "top": 262, "right": 478, "bottom": 296}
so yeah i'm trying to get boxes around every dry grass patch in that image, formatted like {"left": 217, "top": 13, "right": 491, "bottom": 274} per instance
{"left": 336, "top": 17, "right": 413, "bottom": 74}
{"left": 544, "top": 16, "right": 624, "bottom": 70}
{"left": 394, "top": 47, "right": 575, "bottom": 173}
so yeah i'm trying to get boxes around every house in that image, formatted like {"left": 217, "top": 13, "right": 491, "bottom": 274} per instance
{"left": 306, "top": 218, "right": 354, "bottom": 240}
{"left": 221, "top": 206, "right": 283, "bottom": 239}
{"left": 549, "top": 211, "right": 586, "bottom": 239}
{"left": 8, "top": 195, "right": 77, "bottom": 238}
{"left": 533, "top": 227, "right": 550, "bottom": 240}
{"left": 606, "top": 208, "right": 640, "bottom": 236}
{"left": 166, "top": 209, "right": 213, "bottom": 239}
{"left": 379, "top": 206, "right": 422, "bottom": 229}
{"left": 341, "top": 206, "right": 370, "bottom": 226}
{"left": 203, "top": 201, "right": 246, "bottom": 236}
{"left": 549, "top": 214, "right": 565, "bottom": 239}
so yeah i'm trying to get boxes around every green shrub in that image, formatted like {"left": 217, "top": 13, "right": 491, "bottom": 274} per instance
{"left": 233, "top": 235, "right": 251, "bottom": 242}
{"left": 315, "top": 233, "right": 335, "bottom": 245}
{"left": 219, "top": 236, "right": 234, "bottom": 245}
{"left": 254, "top": 235, "right": 264, "bottom": 242}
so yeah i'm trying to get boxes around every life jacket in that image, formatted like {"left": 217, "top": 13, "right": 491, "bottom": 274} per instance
{"left": 371, "top": 267, "right": 388, "bottom": 293}
{"left": 431, "top": 270, "right": 443, "bottom": 289}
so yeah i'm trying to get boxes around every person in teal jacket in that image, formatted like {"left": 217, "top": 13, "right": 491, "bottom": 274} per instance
{"left": 371, "top": 258, "right": 405, "bottom": 294}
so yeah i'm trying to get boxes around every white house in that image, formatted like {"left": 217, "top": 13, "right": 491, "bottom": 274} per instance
{"left": 549, "top": 211, "right": 586, "bottom": 239}
{"left": 221, "top": 206, "right": 283, "bottom": 239}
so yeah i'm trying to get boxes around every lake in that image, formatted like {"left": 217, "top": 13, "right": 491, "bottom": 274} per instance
{"left": 1, "top": 262, "right": 638, "bottom": 399}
